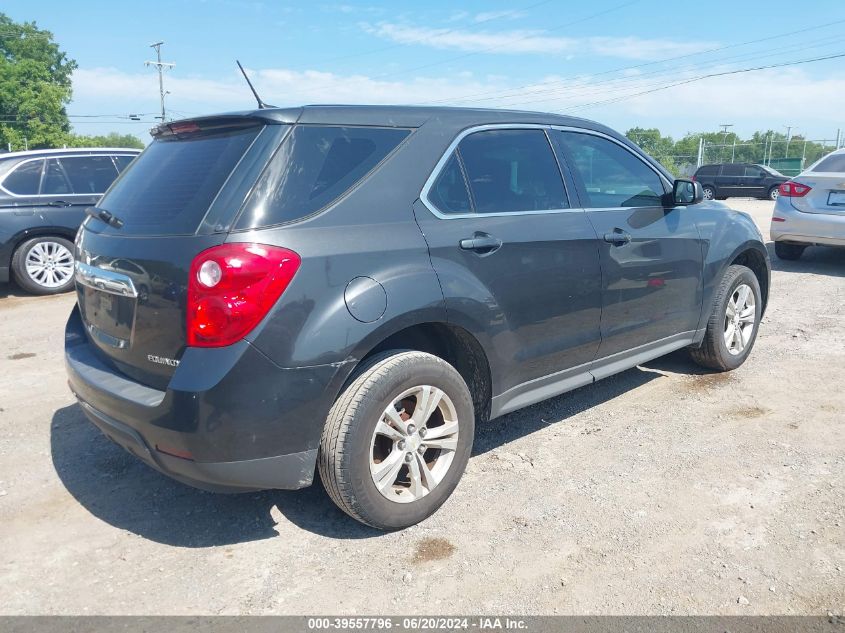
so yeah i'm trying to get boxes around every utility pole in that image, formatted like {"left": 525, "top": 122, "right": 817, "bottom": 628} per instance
{"left": 145, "top": 41, "right": 175, "bottom": 122}
{"left": 719, "top": 124, "right": 733, "bottom": 162}
{"left": 784, "top": 125, "right": 793, "bottom": 158}
{"left": 696, "top": 136, "right": 704, "bottom": 168}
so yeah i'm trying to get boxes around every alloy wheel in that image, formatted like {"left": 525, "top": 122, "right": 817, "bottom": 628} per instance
{"left": 724, "top": 283, "right": 756, "bottom": 356}
{"left": 369, "top": 385, "right": 460, "bottom": 503}
{"left": 25, "top": 241, "right": 74, "bottom": 289}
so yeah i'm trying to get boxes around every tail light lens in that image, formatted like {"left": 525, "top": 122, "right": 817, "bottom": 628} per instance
{"left": 779, "top": 181, "right": 811, "bottom": 197}
{"left": 187, "top": 243, "right": 300, "bottom": 347}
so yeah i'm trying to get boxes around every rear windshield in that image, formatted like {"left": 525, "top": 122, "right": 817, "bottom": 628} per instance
{"left": 235, "top": 125, "right": 410, "bottom": 229}
{"left": 94, "top": 126, "right": 262, "bottom": 235}
{"left": 811, "top": 154, "right": 845, "bottom": 173}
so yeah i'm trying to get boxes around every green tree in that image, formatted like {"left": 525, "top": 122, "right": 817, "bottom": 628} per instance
{"left": 65, "top": 131, "right": 145, "bottom": 149}
{"left": 0, "top": 12, "right": 77, "bottom": 149}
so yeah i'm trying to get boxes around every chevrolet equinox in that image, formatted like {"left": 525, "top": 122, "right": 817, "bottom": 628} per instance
{"left": 65, "top": 106, "right": 770, "bottom": 529}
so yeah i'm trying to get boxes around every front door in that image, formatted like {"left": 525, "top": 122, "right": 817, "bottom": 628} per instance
{"left": 415, "top": 126, "right": 603, "bottom": 398}
{"left": 551, "top": 129, "right": 704, "bottom": 362}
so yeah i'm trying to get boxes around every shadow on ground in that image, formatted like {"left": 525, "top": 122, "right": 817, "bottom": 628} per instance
{"left": 51, "top": 360, "right": 671, "bottom": 546}
{"left": 766, "top": 241, "right": 845, "bottom": 278}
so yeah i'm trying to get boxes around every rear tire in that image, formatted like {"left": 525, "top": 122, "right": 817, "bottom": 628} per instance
{"left": 690, "top": 265, "right": 761, "bottom": 372}
{"left": 318, "top": 350, "right": 475, "bottom": 530}
{"left": 768, "top": 186, "right": 780, "bottom": 201}
{"left": 11, "top": 236, "right": 76, "bottom": 295}
{"left": 702, "top": 186, "right": 715, "bottom": 200}
{"left": 774, "top": 241, "right": 805, "bottom": 261}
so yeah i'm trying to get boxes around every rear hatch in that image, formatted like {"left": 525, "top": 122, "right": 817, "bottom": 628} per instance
{"left": 75, "top": 115, "right": 290, "bottom": 389}
{"left": 790, "top": 153, "right": 845, "bottom": 217}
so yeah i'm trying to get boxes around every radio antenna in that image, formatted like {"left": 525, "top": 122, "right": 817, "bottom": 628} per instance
{"left": 236, "top": 60, "right": 275, "bottom": 109}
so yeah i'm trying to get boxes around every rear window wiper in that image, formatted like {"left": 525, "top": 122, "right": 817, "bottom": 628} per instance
{"left": 85, "top": 206, "right": 124, "bottom": 229}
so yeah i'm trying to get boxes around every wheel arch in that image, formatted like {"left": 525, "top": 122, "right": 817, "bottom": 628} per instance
{"left": 728, "top": 243, "right": 770, "bottom": 316}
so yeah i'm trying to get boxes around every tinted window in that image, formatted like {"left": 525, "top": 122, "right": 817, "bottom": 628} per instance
{"left": 43, "top": 159, "right": 72, "bottom": 195}
{"left": 237, "top": 125, "right": 410, "bottom": 228}
{"left": 556, "top": 131, "right": 664, "bottom": 208}
{"left": 3, "top": 160, "right": 43, "bottom": 195}
{"left": 428, "top": 153, "right": 471, "bottom": 214}
{"left": 61, "top": 156, "right": 119, "bottom": 193}
{"left": 458, "top": 129, "right": 567, "bottom": 213}
{"left": 721, "top": 164, "right": 744, "bottom": 177}
{"left": 744, "top": 166, "right": 765, "bottom": 178}
{"left": 812, "top": 154, "right": 845, "bottom": 173}
{"left": 99, "top": 126, "right": 261, "bottom": 235}
{"left": 113, "top": 155, "right": 136, "bottom": 172}
{"left": 696, "top": 165, "right": 718, "bottom": 177}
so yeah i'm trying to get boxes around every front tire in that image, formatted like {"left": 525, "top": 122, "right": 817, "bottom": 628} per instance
{"left": 690, "top": 265, "right": 761, "bottom": 372}
{"left": 319, "top": 351, "right": 475, "bottom": 530}
{"left": 11, "top": 236, "right": 76, "bottom": 295}
{"left": 774, "top": 241, "right": 805, "bottom": 261}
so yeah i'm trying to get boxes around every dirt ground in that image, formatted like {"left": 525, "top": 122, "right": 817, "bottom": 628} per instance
{"left": 0, "top": 199, "right": 843, "bottom": 615}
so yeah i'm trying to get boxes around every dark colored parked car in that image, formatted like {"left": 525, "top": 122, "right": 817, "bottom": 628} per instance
{"left": 0, "top": 148, "right": 140, "bottom": 295}
{"left": 65, "top": 106, "right": 770, "bottom": 529}
{"left": 693, "top": 162, "right": 787, "bottom": 202}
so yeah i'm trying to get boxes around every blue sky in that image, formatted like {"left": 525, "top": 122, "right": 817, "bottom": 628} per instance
{"left": 5, "top": 0, "right": 845, "bottom": 142}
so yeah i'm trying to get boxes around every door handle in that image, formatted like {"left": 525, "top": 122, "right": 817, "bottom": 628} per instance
{"left": 603, "top": 230, "right": 631, "bottom": 245}
{"left": 47, "top": 200, "right": 71, "bottom": 207}
{"left": 459, "top": 234, "right": 502, "bottom": 254}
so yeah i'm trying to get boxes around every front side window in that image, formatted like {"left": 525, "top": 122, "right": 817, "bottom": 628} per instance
{"left": 236, "top": 125, "right": 410, "bottom": 229}
{"left": 3, "top": 160, "right": 43, "bottom": 195}
{"left": 113, "top": 155, "right": 136, "bottom": 172}
{"left": 43, "top": 159, "right": 72, "bottom": 195}
{"left": 555, "top": 131, "right": 664, "bottom": 208}
{"left": 457, "top": 129, "right": 567, "bottom": 214}
{"left": 60, "top": 156, "right": 119, "bottom": 194}
{"left": 744, "top": 166, "right": 765, "bottom": 178}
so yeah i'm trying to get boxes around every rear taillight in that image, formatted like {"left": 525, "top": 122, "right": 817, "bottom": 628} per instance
{"left": 779, "top": 181, "right": 811, "bottom": 197}
{"left": 187, "top": 243, "right": 300, "bottom": 347}
{"left": 690, "top": 175, "right": 696, "bottom": 182}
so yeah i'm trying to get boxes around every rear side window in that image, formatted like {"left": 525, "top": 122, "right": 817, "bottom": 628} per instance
{"left": 428, "top": 153, "right": 472, "bottom": 215}
{"left": 236, "top": 125, "right": 410, "bottom": 229}
{"left": 60, "top": 156, "right": 119, "bottom": 194}
{"left": 812, "top": 154, "right": 845, "bottom": 173}
{"left": 695, "top": 165, "right": 718, "bottom": 177}
{"left": 457, "top": 129, "right": 567, "bottom": 213}
{"left": 98, "top": 126, "right": 261, "bottom": 235}
{"left": 43, "top": 159, "right": 72, "bottom": 195}
{"left": 555, "top": 131, "right": 664, "bottom": 208}
{"left": 3, "top": 160, "right": 43, "bottom": 195}
{"left": 721, "top": 164, "right": 744, "bottom": 177}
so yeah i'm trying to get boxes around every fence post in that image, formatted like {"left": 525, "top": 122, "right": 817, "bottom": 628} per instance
{"left": 697, "top": 137, "right": 704, "bottom": 167}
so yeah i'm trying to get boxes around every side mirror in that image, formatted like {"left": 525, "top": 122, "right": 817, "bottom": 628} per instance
{"left": 671, "top": 179, "right": 704, "bottom": 206}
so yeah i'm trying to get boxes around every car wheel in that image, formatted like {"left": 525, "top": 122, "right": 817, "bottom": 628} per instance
{"left": 690, "top": 264, "right": 761, "bottom": 372}
{"left": 11, "top": 236, "right": 76, "bottom": 295}
{"left": 768, "top": 186, "right": 780, "bottom": 201}
{"left": 319, "top": 350, "right": 474, "bottom": 530}
{"left": 774, "top": 241, "right": 805, "bottom": 261}
{"left": 702, "top": 186, "right": 715, "bottom": 200}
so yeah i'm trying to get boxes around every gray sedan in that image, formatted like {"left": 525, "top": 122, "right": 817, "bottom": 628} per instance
{"left": 771, "top": 148, "right": 845, "bottom": 260}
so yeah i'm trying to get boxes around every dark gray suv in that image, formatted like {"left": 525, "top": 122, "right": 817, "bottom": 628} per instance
{"left": 64, "top": 106, "right": 770, "bottom": 529}
{"left": 0, "top": 148, "right": 140, "bottom": 294}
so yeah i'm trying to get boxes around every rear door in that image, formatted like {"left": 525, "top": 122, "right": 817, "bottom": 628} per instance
{"left": 717, "top": 163, "right": 744, "bottom": 197}
{"left": 75, "top": 120, "right": 287, "bottom": 389}
{"left": 415, "top": 125, "right": 602, "bottom": 396}
{"left": 551, "top": 129, "right": 703, "bottom": 362}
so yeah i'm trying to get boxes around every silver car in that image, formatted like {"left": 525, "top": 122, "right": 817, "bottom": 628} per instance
{"left": 770, "top": 148, "right": 845, "bottom": 260}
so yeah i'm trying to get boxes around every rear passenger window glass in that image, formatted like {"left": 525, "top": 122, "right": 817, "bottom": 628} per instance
{"left": 113, "top": 155, "right": 136, "bottom": 172}
{"left": 556, "top": 131, "right": 664, "bottom": 208}
{"left": 237, "top": 125, "right": 410, "bottom": 228}
{"left": 428, "top": 153, "right": 472, "bottom": 214}
{"left": 99, "top": 126, "right": 261, "bottom": 235}
{"left": 458, "top": 129, "right": 567, "bottom": 214}
{"left": 60, "top": 156, "right": 119, "bottom": 193}
{"left": 812, "top": 154, "right": 845, "bottom": 172}
{"left": 696, "top": 165, "right": 718, "bottom": 177}
{"left": 3, "top": 160, "right": 43, "bottom": 195}
{"left": 43, "top": 159, "right": 72, "bottom": 195}
{"left": 721, "top": 164, "right": 744, "bottom": 177}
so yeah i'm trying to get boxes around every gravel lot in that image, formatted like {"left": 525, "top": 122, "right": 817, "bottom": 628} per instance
{"left": 0, "top": 199, "right": 843, "bottom": 615}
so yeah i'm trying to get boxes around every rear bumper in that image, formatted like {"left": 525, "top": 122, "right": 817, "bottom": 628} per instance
{"left": 771, "top": 197, "right": 845, "bottom": 246}
{"left": 65, "top": 306, "right": 340, "bottom": 492}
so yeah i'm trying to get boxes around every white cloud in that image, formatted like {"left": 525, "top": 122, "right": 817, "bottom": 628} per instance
{"left": 474, "top": 10, "right": 526, "bottom": 22}
{"left": 70, "top": 65, "right": 845, "bottom": 140}
{"left": 360, "top": 22, "right": 712, "bottom": 61}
